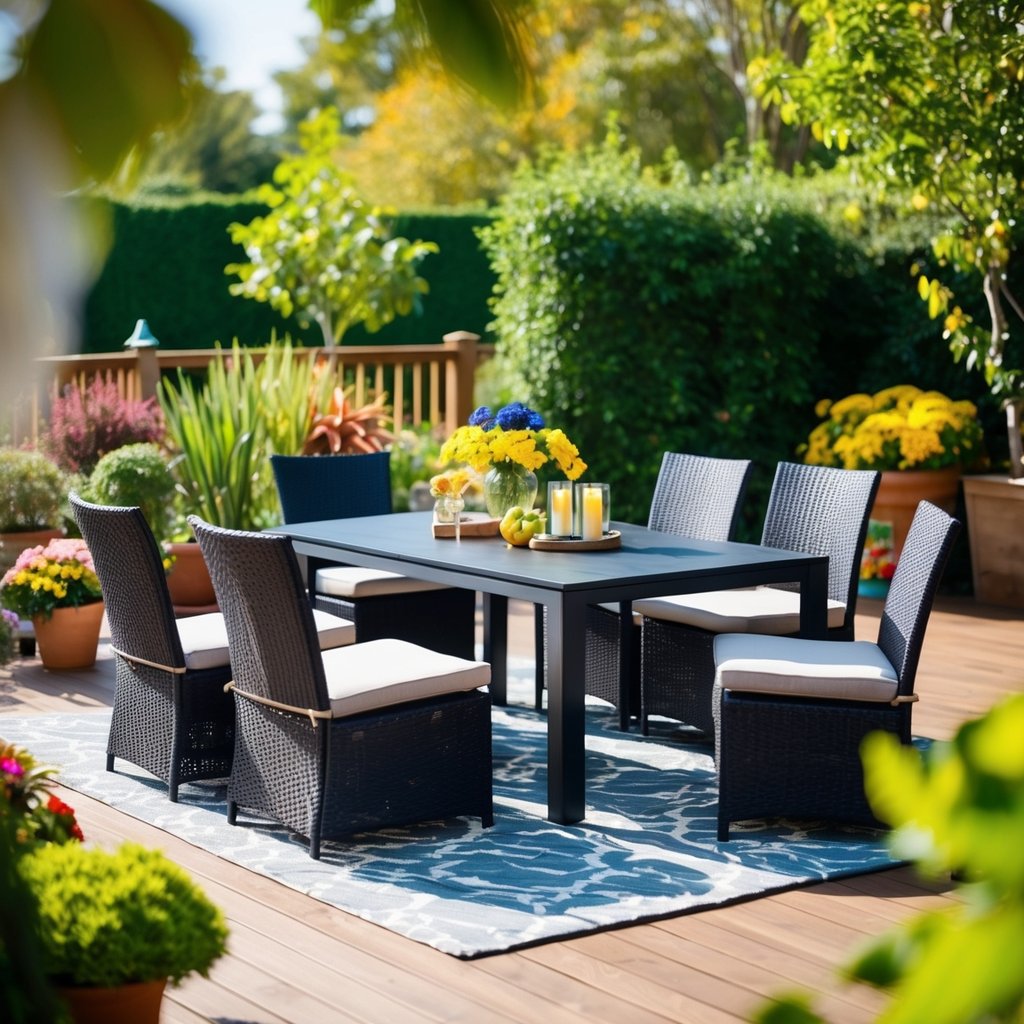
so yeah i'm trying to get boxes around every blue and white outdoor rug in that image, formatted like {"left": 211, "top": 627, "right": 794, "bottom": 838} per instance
{"left": 0, "top": 667, "right": 904, "bottom": 959}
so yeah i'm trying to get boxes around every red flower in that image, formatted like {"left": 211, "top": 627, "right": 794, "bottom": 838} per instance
{"left": 46, "top": 793, "right": 85, "bottom": 842}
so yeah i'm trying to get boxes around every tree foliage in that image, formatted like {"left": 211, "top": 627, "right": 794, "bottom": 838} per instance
{"left": 132, "top": 68, "right": 279, "bottom": 195}
{"left": 280, "top": 0, "right": 811, "bottom": 206}
{"left": 752, "top": 0, "right": 1024, "bottom": 474}
{"left": 225, "top": 107, "right": 438, "bottom": 348}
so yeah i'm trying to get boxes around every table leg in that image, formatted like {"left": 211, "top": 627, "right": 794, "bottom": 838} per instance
{"left": 545, "top": 596, "right": 587, "bottom": 824}
{"left": 617, "top": 601, "right": 633, "bottom": 732}
{"left": 483, "top": 593, "right": 508, "bottom": 705}
{"left": 799, "top": 560, "right": 829, "bottom": 638}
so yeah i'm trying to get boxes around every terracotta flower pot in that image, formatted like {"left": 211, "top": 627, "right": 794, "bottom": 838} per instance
{"left": 165, "top": 541, "right": 218, "bottom": 611}
{"left": 57, "top": 977, "right": 166, "bottom": 1024}
{"left": 32, "top": 602, "right": 104, "bottom": 670}
{"left": 870, "top": 468, "right": 961, "bottom": 562}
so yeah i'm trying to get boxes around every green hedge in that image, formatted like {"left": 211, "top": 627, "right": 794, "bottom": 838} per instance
{"left": 477, "top": 145, "right": 1008, "bottom": 554}
{"left": 79, "top": 195, "right": 495, "bottom": 350}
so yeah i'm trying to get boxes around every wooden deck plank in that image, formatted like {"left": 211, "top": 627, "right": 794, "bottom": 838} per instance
{"left": 2, "top": 595, "right": 1021, "bottom": 1024}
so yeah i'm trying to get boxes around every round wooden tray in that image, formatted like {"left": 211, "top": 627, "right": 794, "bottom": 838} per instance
{"left": 528, "top": 530, "right": 621, "bottom": 551}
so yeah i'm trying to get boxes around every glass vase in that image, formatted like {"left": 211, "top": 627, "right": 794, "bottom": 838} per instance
{"left": 483, "top": 462, "right": 538, "bottom": 518}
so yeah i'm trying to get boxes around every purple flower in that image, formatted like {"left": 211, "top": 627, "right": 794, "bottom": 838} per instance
{"left": 495, "top": 402, "right": 545, "bottom": 431}
{"left": 468, "top": 406, "right": 494, "bottom": 428}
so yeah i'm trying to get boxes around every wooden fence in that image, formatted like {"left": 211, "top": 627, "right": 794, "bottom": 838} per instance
{"left": 8, "top": 331, "right": 494, "bottom": 447}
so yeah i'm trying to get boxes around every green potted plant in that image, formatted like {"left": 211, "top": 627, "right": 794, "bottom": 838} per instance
{"left": 0, "top": 448, "right": 67, "bottom": 573}
{"left": 18, "top": 841, "right": 228, "bottom": 1022}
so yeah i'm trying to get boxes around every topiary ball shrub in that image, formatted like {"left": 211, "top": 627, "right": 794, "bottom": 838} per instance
{"left": 87, "top": 443, "right": 177, "bottom": 544}
{"left": 19, "top": 841, "right": 228, "bottom": 988}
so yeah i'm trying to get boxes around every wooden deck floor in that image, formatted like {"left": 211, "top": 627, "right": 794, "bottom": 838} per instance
{"left": 2, "top": 595, "right": 1021, "bottom": 1023}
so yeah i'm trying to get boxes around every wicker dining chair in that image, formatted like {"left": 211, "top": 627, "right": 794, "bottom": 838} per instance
{"left": 70, "top": 493, "right": 356, "bottom": 802}
{"left": 535, "top": 452, "right": 754, "bottom": 728}
{"left": 713, "top": 500, "right": 960, "bottom": 840}
{"left": 636, "top": 461, "right": 880, "bottom": 737}
{"left": 271, "top": 452, "right": 476, "bottom": 659}
{"left": 190, "top": 516, "right": 493, "bottom": 859}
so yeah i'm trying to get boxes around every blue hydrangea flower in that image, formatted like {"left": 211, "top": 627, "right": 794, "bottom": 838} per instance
{"left": 468, "top": 406, "right": 494, "bottom": 428}
{"left": 495, "top": 402, "right": 545, "bottom": 431}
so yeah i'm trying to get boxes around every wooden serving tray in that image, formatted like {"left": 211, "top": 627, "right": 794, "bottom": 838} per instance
{"left": 528, "top": 530, "right": 621, "bottom": 551}
{"left": 432, "top": 512, "right": 501, "bottom": 539}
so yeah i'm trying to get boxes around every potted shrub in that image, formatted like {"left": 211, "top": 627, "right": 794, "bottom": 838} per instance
{"left": 0, "top": 448, "right": 66, "bottom": 573}
{"left": 19, "top": 841, "right": 228, "bottom": 1023}
{"left": 2, "top": 743, "right": 228, "bottom": 1023}
{"left": 0, "top": 538, "right": 103, "bottom": 669}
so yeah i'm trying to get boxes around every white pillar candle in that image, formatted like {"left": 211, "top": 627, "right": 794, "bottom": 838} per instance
{"left": 582, "top": 486, "right": 603, "bottom": 541}
{"left": 551, "top": 486, "right": 572, "bottom": 536}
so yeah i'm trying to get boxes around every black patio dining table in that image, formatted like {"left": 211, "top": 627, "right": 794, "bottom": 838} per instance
{"left": 268, "top": 513, "right": 829, "bottom": 825}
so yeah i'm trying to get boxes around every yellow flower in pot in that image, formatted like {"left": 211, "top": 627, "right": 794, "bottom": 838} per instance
{"left": 802, "top": 385, "right": 984, "bottom": 473}
{"left": 802, "top": 384, "right": 985, "bottom": 563}
{"left": 0, "top": 538, "right": 103, "bottom": 670}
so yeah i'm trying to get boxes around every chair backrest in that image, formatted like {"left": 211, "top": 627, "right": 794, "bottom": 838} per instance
{"left": 878, "top": 500, "right": 960, "bottom": 694}
{"left": 761, "top": 462, "right": 881, "bottom": 633}
{"left": 69, "top": 492, "right": 185, "bottom": 670}
{"left": 647, "top": 452, "right": 753, "bottom": 541}
{"left": 271, "top": 451, "right": 393, "bottom": 524}
{"left": 189, "top": 517, "right": 330, "bottom": 712}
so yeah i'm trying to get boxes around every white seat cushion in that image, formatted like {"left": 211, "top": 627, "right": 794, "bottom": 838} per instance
{"left": 176, "top": 609, "right": 355, "bottom": 672}
{"left": 315, "top": 566, "right": 448, "bottom": 599}
{"left": 634, "top": 587, "right": 846, "bottom": 635}
{"left": 714, "top": 633, "right": 898, "bottom": 702}
{"left": 321, "top": 638, "right": 490, "bottom": 718}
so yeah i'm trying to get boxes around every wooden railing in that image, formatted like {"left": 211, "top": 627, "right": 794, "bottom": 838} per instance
{"left": 8, "top": 331, "right": 494, "bottom": 446}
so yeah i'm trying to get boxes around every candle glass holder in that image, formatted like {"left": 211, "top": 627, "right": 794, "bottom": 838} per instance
{"left": 547, "top": 480, "right": 574, "bottom": 537}
{"left": 574, "top": 482, "right": 610, "bottom": 541}
{"left": 446, "top": 495, "right": 465, "bottom": 542}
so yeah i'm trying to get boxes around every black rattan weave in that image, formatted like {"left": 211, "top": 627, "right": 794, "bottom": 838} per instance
{"left": 714, "top": 500, "right": 960, "bottom": 840}
{"left": 640, "top": 462, "right": 880, "bottom": 738}
{"left": 190, "top": 516, "right": 493, "bottom": 858}
{"left": 536, "top": 452, "right": 754, "bottom": 727}
{"left": 70, "top": 493, "right": 234, "bottom": 801}
{"left": 271, "top": 452, "right": 475, "bottom": 659}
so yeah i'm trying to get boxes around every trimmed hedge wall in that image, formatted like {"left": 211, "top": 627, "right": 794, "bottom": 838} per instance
{"left": 79, "top": 181, "right": 1014, "bottom": 546}
{"left": 478, "top": 149, "right": 1013, "bottom": 573}
{"left": 80, "top": 195, "right": 495, "bottom": 350}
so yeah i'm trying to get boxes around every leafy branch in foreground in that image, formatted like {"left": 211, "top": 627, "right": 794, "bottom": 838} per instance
{"left": 755, "top": 693, "right": 1024, "bottom": 1024}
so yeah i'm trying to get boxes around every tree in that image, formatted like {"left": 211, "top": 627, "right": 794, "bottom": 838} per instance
{"left": 225, "top": 107, "right": 438, "bottom": 348}
{"left": 132, "top": 68, "right": 279, "bottom": 195}
{"left": 752, "top": 0, "right": 1024, "bottom": 476}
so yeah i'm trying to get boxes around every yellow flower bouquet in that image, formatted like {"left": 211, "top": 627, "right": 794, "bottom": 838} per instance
{"left": 440, "top": 402, "right": 587, "bottom": 519}
{"left": 802, "top": 385, "right": 984, "bottom": 472}
{"left": 440, "top": 403, "right": 587, "bottom": 479}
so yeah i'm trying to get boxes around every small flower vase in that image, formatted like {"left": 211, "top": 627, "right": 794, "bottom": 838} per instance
{"left": 483, "top": 462, "right": 538, "bottom": 518}
{"left": 434, "top": 497, "right": 456, "bottom": 523}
